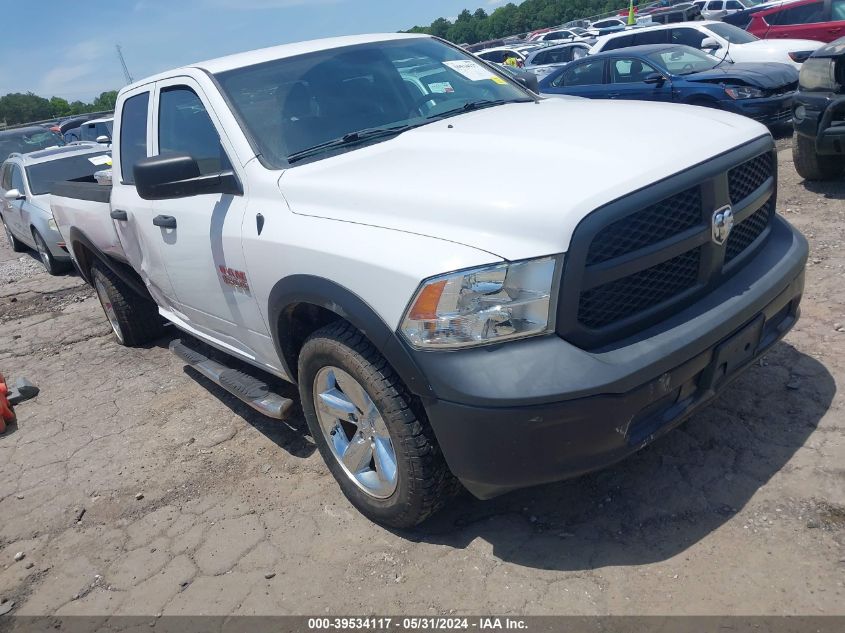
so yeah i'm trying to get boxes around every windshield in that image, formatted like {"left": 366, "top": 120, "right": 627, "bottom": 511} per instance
{"left": 0, "top": 129, "right": 65, "bottom": 162}
{"left": 216, "top": 37, "right": 531, "bottom": 167}
{"left": 646, "top": 46, "right": 720, "bottom": 74}
{"left": 706, "top": 22, "right": 759, "bottom": 43}
{"left": 25, "top": 152, "right": 111, "bottom": 195}
{"left": 81, "top": 120, "right": 113, "bottom": 142}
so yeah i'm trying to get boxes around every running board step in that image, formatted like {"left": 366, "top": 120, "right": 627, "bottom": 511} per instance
{"left": 169, "top": 339, "right": 294, "bottom": 420}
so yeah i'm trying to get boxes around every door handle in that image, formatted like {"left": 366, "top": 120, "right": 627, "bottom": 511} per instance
{"left": 152, "top": 215, "right": 177, "bottom": 229}
{"left": 110, "top": 209, "right": 128, "bottom": 221}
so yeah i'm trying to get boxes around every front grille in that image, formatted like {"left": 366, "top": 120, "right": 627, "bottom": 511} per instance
{"left": 586, "top": 187, "right": 702, "bottom": 265}
{"left": 763, "top": 81, "right": 797, "bottom": 97}
{"left": 557, "top": 143, "right": 777, "bottom": 348}
{"left": 725, "top": 201, "right": 773, "bottom": 263}
{"left": 728, "top": 152, "right": 773, "bottom": 204}
{"left": 578, "top": 249, "right": 701, "bottom": 330}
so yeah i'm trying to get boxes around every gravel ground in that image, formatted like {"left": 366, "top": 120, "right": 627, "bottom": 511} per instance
{"left": 0, "top": 137, "right": 842, "bottom": 618}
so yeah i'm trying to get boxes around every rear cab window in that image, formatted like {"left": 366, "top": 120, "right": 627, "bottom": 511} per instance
{"left": 119, "top": 92, "right": 150, "bottom": 185}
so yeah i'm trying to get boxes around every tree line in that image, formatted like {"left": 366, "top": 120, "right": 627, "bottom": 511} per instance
{"left": 404, "top": 0, "right": 630, "bottom": 44}
{"left": 0, "top": 91, "right": 118, "bottom": 127}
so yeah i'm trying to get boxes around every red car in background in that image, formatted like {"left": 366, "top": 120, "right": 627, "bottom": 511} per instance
{"left": 747, "top": 0, "right": 845, "bottom": 42}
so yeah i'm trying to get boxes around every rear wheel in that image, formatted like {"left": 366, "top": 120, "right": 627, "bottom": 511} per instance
{"left": 793, "top": 132, "right": 845, "bottom": 181}
{"left": 91, "top": 262, "right": 164, "bottom": 346}
{"left": 298, "top": 321, "right": 459, "bottom": 528}
{"left": 1, "top": 216, "right": 25, "bottom": 252}
{"left": 32, "top": 229, "right": 69, "bottom": 275}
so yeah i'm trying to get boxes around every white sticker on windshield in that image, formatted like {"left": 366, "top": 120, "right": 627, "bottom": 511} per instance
{"left": 443, "top": 60, "right": 496, "bottom": 81}
{"left": 88, "top": 155, "right": 112, "bottom": 166}
{"left": 428, "top": 81, "right": 454, "bottom": 94}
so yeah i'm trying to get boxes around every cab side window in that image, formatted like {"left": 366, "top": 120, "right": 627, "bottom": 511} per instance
{"left": 158, "top": 87, "right": 232, "bottom": 176}
{"left": 11, "top": 166, "right": 25, "bottom": 193}
{"left": 120, "top": 92, "right": 149, "bottom": 185}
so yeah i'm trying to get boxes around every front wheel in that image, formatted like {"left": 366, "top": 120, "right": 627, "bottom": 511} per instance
{"left": 2, "top": 216, "right": 25, "bottom": 252}
{"left": 298, "top": 321, "right": 458, "bottom": 528}
{"left": 793, "top": 132, "right": 845, "bottom": 181}
{"left": 33, "top": 229, "right": 69, "bottom": 275}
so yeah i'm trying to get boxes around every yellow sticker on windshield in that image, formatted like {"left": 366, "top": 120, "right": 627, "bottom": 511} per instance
{"left": 491, "top": 76, "right": 507, "bottom": 85}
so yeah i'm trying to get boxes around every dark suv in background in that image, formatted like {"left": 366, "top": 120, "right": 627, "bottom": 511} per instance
{"left": 792, "top": 36, "right": 845, "bottom": 179}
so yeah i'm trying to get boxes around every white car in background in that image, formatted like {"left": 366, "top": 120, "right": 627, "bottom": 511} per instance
{"left": 530, "top": 28, "right": 590, "bottom": 43}
{"left": 475, "top": 44, "right": 545, "bottom": 66}
{"left": 590, "top": 20, "right": 823, "bottom": 69}
{"left": 79, "top": 117, "right": 114, "bottom": 145}
{"left": 693, "top": 0, "right": 753, "bottom": 20}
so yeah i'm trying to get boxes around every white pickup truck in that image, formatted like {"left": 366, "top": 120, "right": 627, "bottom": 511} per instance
{"left": 50, "top": 33, "right": 808, "bottom": 527}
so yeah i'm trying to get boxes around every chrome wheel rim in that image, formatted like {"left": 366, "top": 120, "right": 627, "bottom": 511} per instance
{"left": 94, "top": 277, "right": 124, "bottom": 343}
{"left": 313, "top": 366, "right": 398, "bottom": 499}
{"left": 34, "top": 235, "right": 50, "bottom": 269}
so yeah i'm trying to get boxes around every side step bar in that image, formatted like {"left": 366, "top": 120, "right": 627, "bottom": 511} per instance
{"left": 169, "top": 339, "right": 294, "bottom": 420}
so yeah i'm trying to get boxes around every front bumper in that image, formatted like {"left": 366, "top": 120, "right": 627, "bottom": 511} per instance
{"left": 719, "top": 93, "right": 794, "bottom": 126}
{"left": 414, "top": 217, "right": 807, "bottom": 499}
{"left": 793, "top": 91, "right": 845, "bottom": 155}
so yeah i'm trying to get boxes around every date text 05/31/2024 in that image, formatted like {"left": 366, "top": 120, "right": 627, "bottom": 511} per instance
{"left": 307, "top": 617, "right": 528, "bottom": 630}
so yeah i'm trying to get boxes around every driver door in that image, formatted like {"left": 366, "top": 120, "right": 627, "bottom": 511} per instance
{"left": 607, "top": 57, "right": 673, "bottom": 102}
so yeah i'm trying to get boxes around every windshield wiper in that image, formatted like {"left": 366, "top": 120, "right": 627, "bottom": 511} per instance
{"left": 287, "top": 124, "right": 418, "bottom": 164}
{"left": 427, "top": 98, "right": 531, "bottom": 121}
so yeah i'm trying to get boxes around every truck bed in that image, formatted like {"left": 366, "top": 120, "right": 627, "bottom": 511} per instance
{"left": 50, "top": 181, "right": 125, "bottom": 262}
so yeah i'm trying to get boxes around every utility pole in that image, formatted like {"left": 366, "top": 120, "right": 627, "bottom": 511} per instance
{"left": 116, "top": 44, "right": 134, "bottom": 85}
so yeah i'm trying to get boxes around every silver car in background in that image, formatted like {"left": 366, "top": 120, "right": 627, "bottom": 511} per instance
{"left": 523, "top": 42, "right": 592, "bottom": 79}
{"left": 1, "top": 143, "right": 111, "bottom": 274}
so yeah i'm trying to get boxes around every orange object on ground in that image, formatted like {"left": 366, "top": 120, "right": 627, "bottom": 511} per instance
{"left": 0, "top": 372, "right": 14, "bottom": 433}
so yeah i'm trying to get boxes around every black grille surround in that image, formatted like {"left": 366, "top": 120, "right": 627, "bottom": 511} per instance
{"left": 557, "top": 137, "right": 777, "bottom": 350}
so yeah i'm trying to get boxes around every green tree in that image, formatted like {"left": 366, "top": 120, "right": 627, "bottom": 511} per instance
{"left": 91, "top": 90, "right": 118, "bottom": 112}
{"left": 49, "top": 96, "right": 71, "bottom": 118}
{"left": 0, "top": 92, "right": 53, "bottom": 125}
{"left": 402, "top": 0, "right": 631, "bottom": 45}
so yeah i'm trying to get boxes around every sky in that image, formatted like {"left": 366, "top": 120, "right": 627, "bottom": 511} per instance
{"left": 0, "top": 0, "right": 516, "bottom": 103}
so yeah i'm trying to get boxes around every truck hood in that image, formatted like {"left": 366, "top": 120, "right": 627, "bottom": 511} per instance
{"left": 685, "top": 62, "right": 798, "bottom": 88}
{"left": 279, "top": 98, "right": 768, "bottom": 261}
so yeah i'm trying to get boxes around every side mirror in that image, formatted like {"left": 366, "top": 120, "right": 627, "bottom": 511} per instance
{"left": 511, "top": 72, "right": 539, "bottom": 93}
{"left": 134, "top": 153, "right": 242, "bottom": 201}
{"left": 96, "top": 135, "right": 111, "bottom": 144}
{"left": 701, "top": 37, "right": 721, "bottom": 51}
{"left": 3, "top": 188, "right": 23, "bottom": 201}
{"left": 644, "top": 72, "right": 667, "bottom": 85}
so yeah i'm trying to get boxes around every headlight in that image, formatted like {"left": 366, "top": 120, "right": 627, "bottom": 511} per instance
{"left": 400, "top": 257, "right": 557, "bottom": 350}
{"left": 724, "top": 85, "right": 764, "bottom": 99}
{"left": 799, "top": 57, "right": 837, "bottom": 91}
{"left": 47, "top": 218, "right": 58, "bottom": 231}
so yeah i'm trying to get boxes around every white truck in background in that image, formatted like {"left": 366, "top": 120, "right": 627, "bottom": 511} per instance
{"left": 49, "top": 33, "right": 807, "bottom": 527}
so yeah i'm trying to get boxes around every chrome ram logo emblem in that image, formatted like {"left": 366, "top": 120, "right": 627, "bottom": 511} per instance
{"left": 712, "top": 205, "right": 734, "bottom": 246}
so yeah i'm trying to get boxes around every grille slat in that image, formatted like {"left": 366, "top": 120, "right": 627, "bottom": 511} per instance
{"left": 725, "top": 202, "right": 773, "bottom": 263}
{"left": 578, "top": 249, "right": 701, "bottom": 330}
{"left": 586, "top": 187, "right": 702, "bottom": 265}
{"left": 728, "top": 153, "right": 772, "bottom": 204}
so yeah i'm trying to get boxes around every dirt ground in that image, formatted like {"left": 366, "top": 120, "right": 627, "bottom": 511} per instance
{"left": 0, "top": 137, "right": 843, "bottom": 618}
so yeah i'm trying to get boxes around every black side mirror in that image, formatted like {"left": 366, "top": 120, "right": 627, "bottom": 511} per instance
{"left": 511, "top": 72, "right": 539, "bottom": 93}
{"left": 644, "top": 72, "right": 667, "bottom": 85}
{"left": 134, "top": 153, "right": 242, "bottom": 201}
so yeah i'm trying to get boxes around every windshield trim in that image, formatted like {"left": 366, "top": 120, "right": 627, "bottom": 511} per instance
{"left": 210, "top": 36, "right": 537, "bottom": 170}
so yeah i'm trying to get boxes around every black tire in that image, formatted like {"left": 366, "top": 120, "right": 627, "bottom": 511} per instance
{"left": 1, "top": 215, "right": 25, "bottom": 252}
{"left": 298, "top": 321, "right": 459, "bottom": 528}
{"left": 91, "top": 262, "right": 164, "bottom": 346}
{"left": 32, "top": 229, "right": 69, "bottom": 275}
{"left": 792, "top": 132, "right": 845, "bottom": 181}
